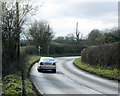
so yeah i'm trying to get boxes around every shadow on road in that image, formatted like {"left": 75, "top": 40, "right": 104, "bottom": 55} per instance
{"left": 38, "top": 70, "right": 63, "bottom": 75}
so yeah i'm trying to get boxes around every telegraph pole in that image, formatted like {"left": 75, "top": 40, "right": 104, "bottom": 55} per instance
{"left": 76, "top": 22, "right": 80, "bottom": 44}
{"left": 16, "top": 2, "right": 20, "bottom": 68}
{"left": 47, "top": 25, "right": 50, "bottom": 56}
{"left": 16, "top": 2, "right": 26, "bottom": 96}
{"left": 76, "top": 22, "right": 78, "bottom": 35}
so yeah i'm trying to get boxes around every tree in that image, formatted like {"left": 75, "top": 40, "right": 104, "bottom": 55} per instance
{"left": 53, "top": 36, "right": 65, "bottom": 44}
{"left": 0, "top": 1, "right": 2, "bottom": 79}
{"left": 96, "top": 28, "right": 120, "bottom": 44}
{"left": 2, "top": 1, "right": 37, "bottom": 74}
{"left": 29, "top": 20, "right": 54, "bottom": 54}
{"left": 65, "top": 34, "right": 75, "bottom": 44}
{"left": 54, "top": 34, "right": 76, "bottom": 44}
{"left": 88, "top": 29, "right": 102, "bottom": 45}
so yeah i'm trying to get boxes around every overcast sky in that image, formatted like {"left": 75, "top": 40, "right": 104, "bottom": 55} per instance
{"left": 30, "top": 0, "right": 118, "bottom": 38}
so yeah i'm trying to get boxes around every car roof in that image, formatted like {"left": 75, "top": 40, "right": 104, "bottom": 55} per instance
{"left": 40, "top": 57, "right": 54, "bottom": 60}
{"left": 41, "top": 57, "right": 54, "bottom": 59}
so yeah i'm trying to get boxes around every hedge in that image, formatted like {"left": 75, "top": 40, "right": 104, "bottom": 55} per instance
{"left": 81, "top": 42, "right": 120, "bottom": 70}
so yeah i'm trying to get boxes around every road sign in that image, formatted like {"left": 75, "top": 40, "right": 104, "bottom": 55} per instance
{"left": 38, "top": 46, "right": 42, "bottom": 56}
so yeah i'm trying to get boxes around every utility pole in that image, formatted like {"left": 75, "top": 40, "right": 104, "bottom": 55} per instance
{"left": 16, "top": 2, "right": 20, "bottom": 70}
{"left": 76, "top": 22, "right": 78, "bottom": 35}
{"left": 47, "top": 25, "right": 50, "bottom": 56}
{"left": 16, "top": 2, "right": 26, "bottom": 96}
{"left": 76, "top": 22, "right": 80, "bottom": 44}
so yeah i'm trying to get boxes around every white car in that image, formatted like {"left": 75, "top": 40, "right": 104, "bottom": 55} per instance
{"left": 37, "top": 57, "right": 56, "bottom": 73}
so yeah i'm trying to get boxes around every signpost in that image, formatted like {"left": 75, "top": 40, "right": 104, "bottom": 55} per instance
{"left": 38, "top": 46, "right": 42, "bottom": 56}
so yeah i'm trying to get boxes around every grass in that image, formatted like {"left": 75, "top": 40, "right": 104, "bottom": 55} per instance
{"left": 74, "top": 57, "right": 120, "bottom": 81}
{"left": 2, "top": 75, "right": 22, "bottom": 96}
{"left": 25, "top": 55, "right": 41, "bottom": 72}
{"left": 2, "top": 55, "right": 41, "bottom": 96}
{"left": 0, "top": 83, "right": 2, "bottom": 86}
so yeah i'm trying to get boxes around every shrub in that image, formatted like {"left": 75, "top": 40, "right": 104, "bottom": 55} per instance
{"left": 49, "top": 43, "right": 86, "bottom": 55}
{"left": 81, "top": 42, "right": 120, "bottom": 69}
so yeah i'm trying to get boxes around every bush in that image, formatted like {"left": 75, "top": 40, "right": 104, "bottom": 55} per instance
{"left": 81, "top": 42, "right": 120, "bottom": 69}
{"left": 49, "top": 43, "right": 86, "bottom": 55}
{"left": 49, "top": 44, "right": 64, "bottom": 54}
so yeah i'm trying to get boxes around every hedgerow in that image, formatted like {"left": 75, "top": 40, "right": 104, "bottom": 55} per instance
{"left": 81, "top": 42, "right": 120, "bottom": 70}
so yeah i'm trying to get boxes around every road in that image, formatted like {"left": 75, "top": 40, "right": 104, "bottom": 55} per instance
{"left": 30, "top": 56, "right": 119, "bottom": 95}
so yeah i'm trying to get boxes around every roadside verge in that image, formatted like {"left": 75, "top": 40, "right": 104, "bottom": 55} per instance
{"left": 73, "top": 57, "right": 120, "bottom": 82}
{"left": 2, "top": 56, "right": 42, "bottom": 96}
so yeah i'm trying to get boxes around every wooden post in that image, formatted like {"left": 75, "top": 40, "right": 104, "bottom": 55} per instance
{"left": 76, "top": 22, "right": 79, "bottom": 44}
{"left": 16, "top": 2, "right": 20, "bottom": 69}
{"left": 16, "top": 2, "right": 26, "bottom": 96}
{"left": 47, "top": 25, "right": 50, "bottom": 55}
{"left": 22, "top": 69, "right": 26, "bottom": 96}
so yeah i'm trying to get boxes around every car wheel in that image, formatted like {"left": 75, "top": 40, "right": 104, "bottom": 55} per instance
{"left": 53, "top": 69, "right": 56, "bottom": 73}
{"left": 37, "top": 68, "right": 40, "bottom": 72}
{"left": 37, "top": 68, "right": 42, "bottom": 72}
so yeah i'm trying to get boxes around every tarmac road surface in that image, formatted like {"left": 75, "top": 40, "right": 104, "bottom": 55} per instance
{"left": 30, "top": 56, "right": 119, "bottom": 95}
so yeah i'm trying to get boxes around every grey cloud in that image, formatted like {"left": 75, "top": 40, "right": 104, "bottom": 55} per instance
{"left": 56, "top": 2, "right": 117, "bottom": 22}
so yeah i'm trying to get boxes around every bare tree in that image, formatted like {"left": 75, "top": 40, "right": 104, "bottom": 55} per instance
{"left": 29, "top": 20, "right": 54, "bottom": 55}
{"left": 2, "top": 1, "right": 37, "bottom": 74}
{"left": 65, "top": 34, "right": 75, "bottom": 44}
{"left": 2, "top": 1, "right": 38, "bottom": 95}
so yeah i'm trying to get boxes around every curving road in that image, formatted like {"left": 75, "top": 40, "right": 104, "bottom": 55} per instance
{"left": 30, "top": 56, "right": 119, "bottom": 95}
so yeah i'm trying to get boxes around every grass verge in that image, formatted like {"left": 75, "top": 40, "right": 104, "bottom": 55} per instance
{"left": 0, "top": 83, "right": 2, "bottom": 86}
{"left": 74, "top": 57, "right": 120, "bottom": 81}
{"left": 2, "top": 55, "right": 41, "bottom": 96}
